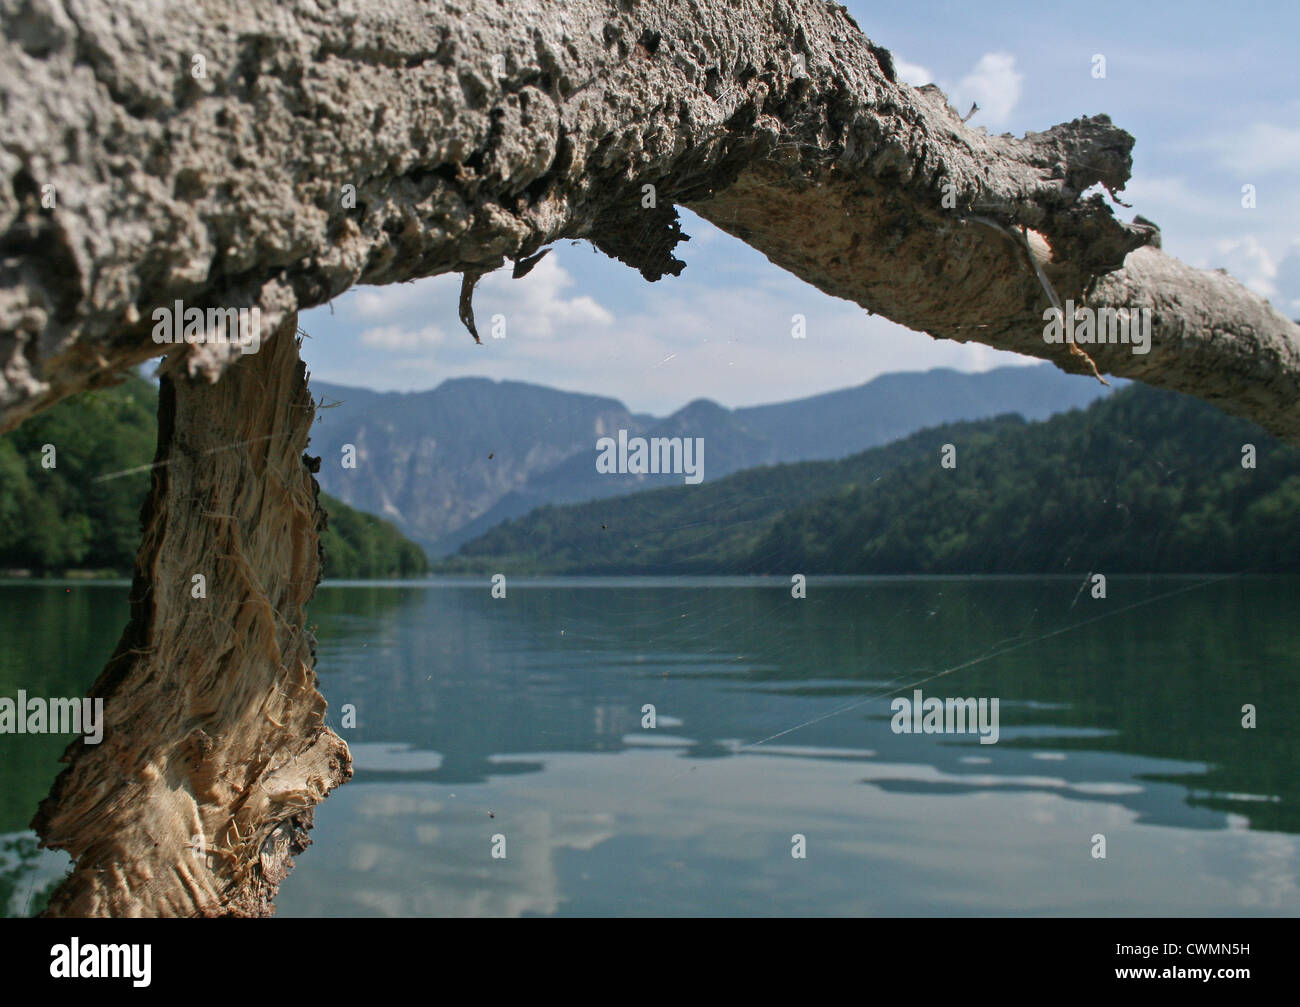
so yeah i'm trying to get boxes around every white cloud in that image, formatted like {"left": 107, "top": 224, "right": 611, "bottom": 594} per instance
{"left": 895, "top": 50, "right": 1024, "bottom": 127}
{"left": 950, "top": 52, "right": 1022, "bottom": 128}
{"left": 351, "top": 279, "right": 441, "bottom": 321}
{"left": 441, "top": 264, "right": 1040, "bottom": 411}
{"left": 1106, "top": 176, "right": 1300, "bottom": 282}
{"left": 1119, "top": 175, "right": 1223, "bottom": 220}
{"left": 1211, "top": 122, "right": 1300, "bottom": 176}
{"left": 1198, "top": 236, "right": 1277, "bottom": 299}
{"left": 476, "top": 254, "right": 614, "bottom": 337}
{"left": 893, "top": 57, "right": 934, "bottom": 87}
{"left": 346, "top": 254, "right": 613, "bottom": 348}
{"left": 304, "top": 219, "right": 1043, "bottom": 411}
{"left": 359, "top": 324, "right": 445, "bottom": 349}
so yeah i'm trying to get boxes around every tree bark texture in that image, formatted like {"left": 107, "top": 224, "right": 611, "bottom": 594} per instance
{"left": 0, "top": 0, "right": 1295, "bottom": 438}
{"left": 32, "top": 316, "right": 351, "bottom": 916}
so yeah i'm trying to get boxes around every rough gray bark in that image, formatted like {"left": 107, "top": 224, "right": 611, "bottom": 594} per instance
{"left": 2, "top": 0, "right": 1297, "bottom": 917}
{"left": 32, "top": 315, "right": 350, "bottom": 916}
{"left": 1, "top": 0, "right": 1296, "bottom": 439}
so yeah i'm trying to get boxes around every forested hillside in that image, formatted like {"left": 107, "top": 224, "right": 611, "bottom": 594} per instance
{"left": 0, "top": 377, "right": 428, "bottom": 579}
{"left": 447, "top": 385, "right": 1300, "bottom": 575}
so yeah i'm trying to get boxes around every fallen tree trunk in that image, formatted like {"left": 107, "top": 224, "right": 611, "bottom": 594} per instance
{"left": 32, "top": 315, "right": 350, "bottom": 917}
{"left": 1, "top": 0, "right": 1295, "bottom": 439}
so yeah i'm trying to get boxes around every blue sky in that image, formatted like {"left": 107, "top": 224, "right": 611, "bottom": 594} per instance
{"left": 299, "top": 0, "right": 1299, "bottom": 414}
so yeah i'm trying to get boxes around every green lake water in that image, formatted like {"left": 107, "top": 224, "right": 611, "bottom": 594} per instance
{"left": 2, "top": 576, "right": 1297, "bottom": 916}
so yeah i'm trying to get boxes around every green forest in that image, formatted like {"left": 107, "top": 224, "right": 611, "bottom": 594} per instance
{"left": 446, "top": 383, "right": 1300, "bottom": 575}
{"left": 0, "top": 376, "right": 429, "bottom": 579}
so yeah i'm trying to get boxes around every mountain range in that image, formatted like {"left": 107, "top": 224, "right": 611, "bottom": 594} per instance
{"left": 309, "top": 364, "right": 1114, "bottom": 554}
{"left": 445, "top": 383, "right": 1300, "bottom": 575}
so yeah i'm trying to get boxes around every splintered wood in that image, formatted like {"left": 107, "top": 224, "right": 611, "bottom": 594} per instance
{"left": 32, "top": 316, "right": 351, "bottom": 917}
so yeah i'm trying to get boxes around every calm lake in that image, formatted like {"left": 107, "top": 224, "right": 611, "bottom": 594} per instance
{"left": 3, "top": 576, "right": 1298, "bottom": 916}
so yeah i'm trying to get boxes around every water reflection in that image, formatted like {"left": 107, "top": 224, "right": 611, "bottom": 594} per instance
{"left": 306, "top": 577, "right": 1300, "bottom": 835}
{"left": 2, "top": 577, "right": 1297, "bottom": 916}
